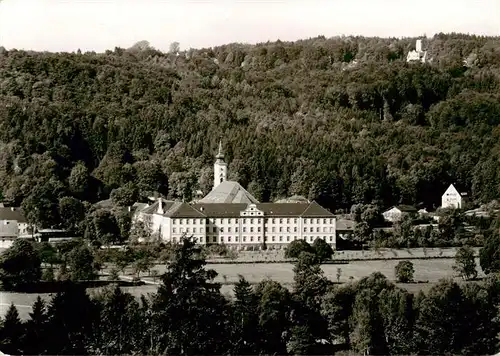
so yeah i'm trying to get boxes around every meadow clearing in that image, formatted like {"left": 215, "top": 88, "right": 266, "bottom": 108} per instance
{"left": 206, "top": 247, "right": 473, "bottom": 263}
{"left": 1, "top": 246, "right": 484, "bottom": 320}
{"left": 147, "top": 257, "right": 484, "bottom": 285}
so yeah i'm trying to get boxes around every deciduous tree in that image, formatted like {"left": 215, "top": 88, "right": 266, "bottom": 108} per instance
{"left": 395, "top": 260, "right": 415, "bottom": 283}
{"left": 0, "top": 238, "right": 41, "bottom": 290}
{"left": 480, "top": 233, "right": 500, "bottom": 274}
{"left": 285, "top": 239, "right": 314, "bottom": 259}
{"left": 454, "top": 245, "right": 478, "bottom": 281}
{"left": 313, "top": 237, "right": 334, "bottom": 262}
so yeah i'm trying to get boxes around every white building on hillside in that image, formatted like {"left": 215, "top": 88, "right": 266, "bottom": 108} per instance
{"left": 407, "top": 39, "right": 428, "bottom": 63}
{"left": 134, "top": 142, "right": 336, "bottom": 247}
{"left": 441, "top": 184, "right": 467, "bottom": 209}
{"left": 0, "top": 204, "right": 30, "bottom": 249}
{"left": 382, "top": 205, "right": 418, "bottom": 223}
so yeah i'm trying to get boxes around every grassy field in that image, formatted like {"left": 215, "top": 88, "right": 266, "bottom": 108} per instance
{"left": 1, "top": 257, "right": 484, "bottom": 320}
{"left": 207, "top": 247, "right": 479, "bottom": 263}
{"left": 143, "top": 257, "right": 483, "bottom": 285}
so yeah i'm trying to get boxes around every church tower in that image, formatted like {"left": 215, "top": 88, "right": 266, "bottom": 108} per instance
{"left": 213, "top": 140, "right": 227, "bottom": 190}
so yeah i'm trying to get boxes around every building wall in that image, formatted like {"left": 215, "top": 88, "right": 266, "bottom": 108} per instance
{"left": 416, "top": 39, "right": 422, "bottom": 53}
{"left": 442, "top": 193, "right": 462, "bottom": 209}
{"left": 213, "top": 161, "right": 227, "bottom": 189}
{"left": 18, "top": 222, "right": 30, "bottom": 236}
{"left": 0, "top": 219, "right": 19, "bottom": 237}
{"left": 171, "top": 217, "right": 206, "bottom": 244}
{"left": 140, "top": 213, "right": 336, "bottom": 246}
{"left": 0, "top": 237, "right": 14, "bottom": 249}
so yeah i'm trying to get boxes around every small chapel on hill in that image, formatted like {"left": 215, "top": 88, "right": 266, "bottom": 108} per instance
{"left": 134, "top": 141, "right": 337, "bottom": 247}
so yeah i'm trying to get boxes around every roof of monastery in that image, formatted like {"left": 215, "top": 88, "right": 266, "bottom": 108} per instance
{"left": 275, "top": 195, "right": 310, "bottom": 204}
{"left": 139, "top": 199, "right": 178, "bottom": 215}
{"left": 198, "top": 180, "right": 259, "bottom": 204}
{"left": 140, "top": 199, "right": 334, "bottom": 218}
{"left": 194, "top": 202, "right": 333, "bottom": 217}
{"left": 336, "top": 219, "right": 355, "bottom": 231}
{"left": 0, "top": 207, "right": 27, "bottom": 222}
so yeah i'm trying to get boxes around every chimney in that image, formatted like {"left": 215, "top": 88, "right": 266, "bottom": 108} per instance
{"left": 157, "top": 198, "right": 164, "bottom": 214}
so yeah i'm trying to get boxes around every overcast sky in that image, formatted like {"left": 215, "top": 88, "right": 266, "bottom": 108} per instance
{"left": 0, "top": 0, "right": 498, "bottom": 53}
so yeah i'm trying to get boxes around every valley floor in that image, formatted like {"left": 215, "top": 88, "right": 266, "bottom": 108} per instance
{"left": 1, "top": 255, "right": 483, "bottom": 320}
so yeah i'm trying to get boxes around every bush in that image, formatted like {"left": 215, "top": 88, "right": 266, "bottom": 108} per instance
{"left": 204, "top": 244, "right": 229, "bottom": 257}
{"left": 0, "top": 239, "right": 42, "bottom": 290}
{"left": 108, "top": 267, "right": 120, "bottom": 281}
{"left": 313, "top": 238, "right": 334, "bottom": 262}
{"left": 42, "top": 266, "right": 55, "bottom": 282}
{"left": 395, "top": 260, "right": 414, "bottom": 283}
{"left": 284, "top": 240, "right": 314, "bottom": 259}
{"left": 66, "top": 244, "right": 99, "bottom": 281}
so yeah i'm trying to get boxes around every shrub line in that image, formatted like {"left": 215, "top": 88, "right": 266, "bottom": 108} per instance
{"left": 205, "top": 255, "right": 460, "bottom": 264}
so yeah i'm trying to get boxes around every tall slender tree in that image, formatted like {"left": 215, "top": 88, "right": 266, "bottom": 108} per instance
{"left": 45, "top": 283, "right": 100, "bottom": 355}
{"left": 230, "top": 275, "right": 261, "bottom": 354}
{"left": 151, "top": 237, "right": 229, "bottom": 355}
{"left": 24, "top": 296, "right": 49, "bottom": 355}
{"left": 0, "top": 303, "right": 24, "bottom": 355}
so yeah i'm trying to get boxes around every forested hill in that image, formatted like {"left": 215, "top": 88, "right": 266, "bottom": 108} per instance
{"left": 1, "top": 33, "right": 500, "bottom": 221}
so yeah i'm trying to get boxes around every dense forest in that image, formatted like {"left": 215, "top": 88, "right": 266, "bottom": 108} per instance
{"left": 1, "top": 33, "right": 500, "bottom": 228}
{"left": 1, "top": 238, "right": 499, "bottom": 355}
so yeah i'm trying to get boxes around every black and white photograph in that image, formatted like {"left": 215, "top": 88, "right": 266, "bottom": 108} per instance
{"left": 0, "top": 0, "right": 499, "bottom": 355}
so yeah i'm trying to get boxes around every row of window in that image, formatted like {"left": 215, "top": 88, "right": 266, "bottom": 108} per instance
{"left": 172, "top": 226, "right": 335, "bottom": 234}
{"left": 172, "top": 235, "right": 335, "bottom": 244}
{"left": 172, "top": 217, "right": 335, "bottom": 225}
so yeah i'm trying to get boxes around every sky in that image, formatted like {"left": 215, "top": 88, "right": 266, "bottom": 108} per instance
{"left": 0, "top": 0, "right": 498, "bottom": 53}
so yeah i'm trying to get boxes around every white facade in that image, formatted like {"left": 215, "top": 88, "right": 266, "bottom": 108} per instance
{"left": 441, "top": 184, "right": 463, "bottom": 209}
{"left": 132, "top": 140, "right": 336, "bottom": 246}
{"left": 135, "top": 200, "right": 336, "bottom": 246}
{"left": 407, "top": 39, "right": 428, "bottom": 63}
{"left": 0, "top": 206, "right": 30, "bottom": 249}
{"left": 416, "top": 39, "right": 422, "bottom": 52}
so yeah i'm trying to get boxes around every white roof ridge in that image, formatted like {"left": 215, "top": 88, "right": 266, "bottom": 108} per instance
{"left": 199, "top": 180, "right": 259, "bottom": 204}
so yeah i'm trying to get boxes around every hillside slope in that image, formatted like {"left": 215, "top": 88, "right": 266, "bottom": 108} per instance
{"left": 0, "top": 33, "right": 500, "bottom": 227}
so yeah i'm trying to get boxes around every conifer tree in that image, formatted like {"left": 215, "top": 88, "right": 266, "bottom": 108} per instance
{"left": 230, "top": 275, "right": 261, "bottom": 354}
{"left": 96, "top": 285, "right": 142, "bottom": 355}
{"left": 45, "top": 283, "right": 99, "bottom": 355}
{"left": 24, "top": 296, "right": 48, "bottom": 355}
{"left": 152, "top": 236, "right": 229, "bottom": 355}
{"left": 0, "top": 303, "right": 24, "bottom": 355}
